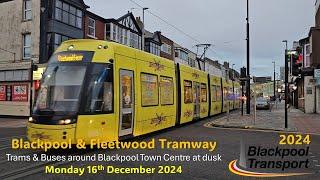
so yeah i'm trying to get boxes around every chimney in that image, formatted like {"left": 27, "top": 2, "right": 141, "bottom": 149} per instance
{"left": 135, "top": 16, "right": 144, "bottom": 30}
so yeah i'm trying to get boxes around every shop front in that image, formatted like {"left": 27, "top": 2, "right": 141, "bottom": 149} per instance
{"left": 0, "top": 62, "right": 32, "bottom": 116}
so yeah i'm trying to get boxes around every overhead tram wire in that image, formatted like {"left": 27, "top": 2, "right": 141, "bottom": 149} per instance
{"left": 129, "top": 0, "right": 200, "bottom": 44}
{"left": 129, "top": 0, "right": 224, "bottom": 59}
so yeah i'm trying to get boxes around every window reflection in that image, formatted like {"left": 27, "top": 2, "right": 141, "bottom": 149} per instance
{"left": 84, "top": 64, "right": 113, "bottom": 113}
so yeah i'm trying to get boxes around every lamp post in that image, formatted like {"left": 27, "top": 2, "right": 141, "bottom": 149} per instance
{"left": 272, "top": 61, "right": 276, "bottom": 100}
{"left": 141, "top": 7, "right": 149, "bottom": 51}
{"left": 282, "top": 40, "right": 288, "bottom": 129}
{"left": 246, "top": 0, "right": 251, "bottom": 114}
{"left": 142, "top": 7, "right": 149, "bottom": 25}
{"left": 232, "top": 63, "right": 235, "bottom": 80}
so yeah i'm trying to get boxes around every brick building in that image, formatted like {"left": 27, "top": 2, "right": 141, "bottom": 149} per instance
{"left": 160, "top": 34, "right": 174, "bottom": 60}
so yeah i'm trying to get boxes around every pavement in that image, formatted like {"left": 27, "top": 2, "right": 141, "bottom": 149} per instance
{"left": 0, "top": 117, "right": 27, "bottom": 128}
{"left": 208, "top": 102, "right": 320, "bottom": 134}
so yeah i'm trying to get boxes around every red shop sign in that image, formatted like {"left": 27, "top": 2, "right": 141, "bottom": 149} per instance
{"left": 0, "top": 85, "right": 6, "bottom": 101}
{"left": 12, "top": 84, "right": 28, "bottom": 102}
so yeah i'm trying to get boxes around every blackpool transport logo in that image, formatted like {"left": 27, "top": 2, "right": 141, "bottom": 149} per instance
{"left": 228, "top": 137, "right": 314, "bottom": 178}
{"left": 228, "top": 159, "right": 310, "bottom": 178}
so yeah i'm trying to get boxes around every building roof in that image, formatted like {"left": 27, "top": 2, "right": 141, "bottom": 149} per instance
{"left": 105, "top": 12, "right": 142, "bottom": 34}
{"left": 145, "top": 31, "right": 162, "bottom": 45}
{"left": 85, "top": 10, "right": 105, "bottom": 21}
{"left": 68, "top": 0, "right": 89, "bottom": 9}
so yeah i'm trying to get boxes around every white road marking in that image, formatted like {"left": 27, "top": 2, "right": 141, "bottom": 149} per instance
{"left": 203, "top": 122, "right": 320, "bottom": 136}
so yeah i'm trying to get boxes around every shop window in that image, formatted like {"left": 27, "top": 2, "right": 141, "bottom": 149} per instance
{"left": 0, "top": 85, "right": 6, "bottom": 101}
{"left": 160, "top": 76, "right": 174, "bottom": 105}
{"left": 184, "top": 80, "right": 193, "bottom": 103}
{"left": 141, "top": 73, "right": 158, "bottom": 106}
{"left": 0, "top": 84, "right": 28, "bottom": 102}
{"left": 201, "top": 83, "right": 207, "bottom": 102}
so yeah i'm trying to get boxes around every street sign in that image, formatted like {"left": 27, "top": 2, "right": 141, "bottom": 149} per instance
{"left": 253, "top": 76, "right": 272, "bottom": 83}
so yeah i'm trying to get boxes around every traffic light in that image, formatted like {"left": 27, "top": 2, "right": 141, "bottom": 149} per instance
{"left": 240, "top": 67, "right": 246, "bottom": 86}
{"left": 240, "top": 67, "right": 246, "bottom": 78}
{"left": 292, "top": 53, "right": 302, "bottom": 76}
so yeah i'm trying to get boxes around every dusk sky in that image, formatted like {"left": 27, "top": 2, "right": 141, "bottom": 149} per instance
{"left": 84, "top": 0, "right": 315, "bottom": 77}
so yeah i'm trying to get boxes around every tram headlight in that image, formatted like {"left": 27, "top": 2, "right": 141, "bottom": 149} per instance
{"left": 28, "top": 117, "right": 34, "bottom": 122}
{"left": 58, "top": 119, "right": 74, "bottom": 125}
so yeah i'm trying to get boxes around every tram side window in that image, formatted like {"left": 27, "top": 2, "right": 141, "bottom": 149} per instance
{"left": 216, "top": 86, "right": 221, "bottom": 101}
{"left": 184, "top": 80, "right": 192, "bottom": 103}
{"left": 229, "top": 87, "right": 234, "bottom": 101}
{"left": 84, "top": 64, "right": 113, "bottom": 113}
{"left": 211, "top": 85, "right": 217, "bottom": 102}
{"left": 224, "top": 87, "right": 228, "bottom": 101}
{"left": 201, "top": 83, "right": 207, "bottom": 102}
{"left": 141, "top": 73, "right": 159, "bottom": 106}
{"left": 160, "top": 76, "right": 174, "bottom": 105}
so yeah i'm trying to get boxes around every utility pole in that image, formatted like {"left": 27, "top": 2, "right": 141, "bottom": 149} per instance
{"left": 195, "top": 44, "right": 211, "bottom": 71}
{"left": 272, "top": 61, "right": 276, "bottom": 100}
{"left": 246, "top": 0, "right": 251, "bottom": 114}
{"left": 141, "top": 7, "right": 149, "bottom": 50}
{"left": 232, "top": 63, "right": 235, "bottom": 80}
{"left": 283, "top": 40, "right": 288, "bottom": 129}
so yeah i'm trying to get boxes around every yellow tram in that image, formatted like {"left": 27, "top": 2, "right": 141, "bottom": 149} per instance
{"left": 27, "top": 39, "right": 240, "bottom": 144}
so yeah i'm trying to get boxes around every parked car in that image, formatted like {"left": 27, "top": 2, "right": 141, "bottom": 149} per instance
{"left": 256, "top": 98, "right": 270, "bottom": 110}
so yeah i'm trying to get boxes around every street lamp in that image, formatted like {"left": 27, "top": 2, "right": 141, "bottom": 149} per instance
{"left": 282, "top": 40, "right": 288, "bottom": 129}
{"left": 272, "top": 61, "right": 276, "bottom": 100}
{"left": 141, "top": 7, "right": 149, "bottom": 50}
{"left": 142, "top": 7, "right": 149, "bottom": 25}
{"left": 246, "top": 0, "right": 251, "bottom": 114}
{"left": 232, "top": 63, "right": 235, "bottom": 80}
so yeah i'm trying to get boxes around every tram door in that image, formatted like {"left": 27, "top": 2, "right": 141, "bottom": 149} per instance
{"left": 193, "top": 82, "right": 200, "bottom": 119}
{"left": 119, "top": 70, "right": 134, "bottom": 137}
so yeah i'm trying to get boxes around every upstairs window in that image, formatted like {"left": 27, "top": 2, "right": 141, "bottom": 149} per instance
{"left": 178, "top": 50, "right": 188, "bottom": 61}
{"left": 55, "top": 0, "right": 82, "bottom": 29}
{"left": 23, "top": 0, "right": 32, "bottom": 20}
{"left": 23, "top": 34, "right": 31, "bottom": 59}
{"left": 88, "top": 18, "right": 96, "bottom": 37}
{"left": 161, "top": 43, "right": 172, "bottom": 55}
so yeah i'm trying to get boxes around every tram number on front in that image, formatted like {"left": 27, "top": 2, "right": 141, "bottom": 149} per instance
{"left": 279, "top": 134, "right": 311, "bottom": 145}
